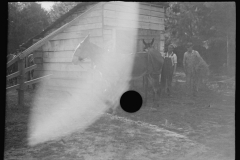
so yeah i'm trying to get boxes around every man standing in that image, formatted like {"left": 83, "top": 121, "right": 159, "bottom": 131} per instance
{"left": 161, "top": 44, "right": 177, "bottom": 96}
{"left": 183, "top": 42, "right": 204, "bottom": 95}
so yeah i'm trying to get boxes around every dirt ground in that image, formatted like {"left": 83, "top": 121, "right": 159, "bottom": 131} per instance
{"left": 4, "top": 72, "right": 235, "bottom": 160}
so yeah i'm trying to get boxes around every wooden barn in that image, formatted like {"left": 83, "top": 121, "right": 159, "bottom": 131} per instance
{"left": 18, "top": 2, "right": 168, "bottom": 90}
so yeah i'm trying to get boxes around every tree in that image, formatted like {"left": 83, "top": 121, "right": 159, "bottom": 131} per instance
{"left": 8, "top": 2, "right": 50, "bottom": 54}
{"left": 48, "top": 2, "right": 78, "bottom": 23}
{"left": 165, "top": 2, "right": 235, "bottom": 73}
{"left": 165, "top": 2, "right": 215, "bottom": 46}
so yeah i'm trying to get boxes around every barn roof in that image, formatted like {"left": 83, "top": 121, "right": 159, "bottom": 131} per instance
{"left": 16, "top": 2, "right": 169, "bottom": 58}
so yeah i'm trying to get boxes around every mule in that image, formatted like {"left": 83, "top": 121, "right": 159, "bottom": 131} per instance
{"left": 72, "top": 35, "right": 164, "bottom": 107}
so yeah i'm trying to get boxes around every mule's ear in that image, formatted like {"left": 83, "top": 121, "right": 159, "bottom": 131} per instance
{"left": 143, "top": 39, "right": 147, "bottom": 46}
{"left": 86, "top": 34, "right": 90, "bottom": 41}
{"left": 83, "top": 34, "right": 90, "bottom": 43}
{"left": 151, "top": 38, "right": 154, "bottom": 46}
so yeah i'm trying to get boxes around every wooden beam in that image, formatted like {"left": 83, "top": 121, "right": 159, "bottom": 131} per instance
{"left": 6, "top": 84, "right": 20, "bottom": 92}
{"left": 25, "top": 74, "right": 52, "bottom": 86}
{"left": 19, "top": 2, "right": 106, "bottom": 60}
{"left": 7, "top": 56, "right": 19, "bottom": 68}
{"left": 24, "top": 64, "right": 37, "bottom": 73}
{"left": 7, "top": 71, "right": 20, "bottom": 81}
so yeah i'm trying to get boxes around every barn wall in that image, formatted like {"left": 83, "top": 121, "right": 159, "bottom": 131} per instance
{"left": 34, "top": 3, "right": 104, "bottom": 81}
{"left": 102, "top": 2, "right": 165, "bottom": 53}
{"left": 33, "top": 2, "right": 166, "bottom": 88}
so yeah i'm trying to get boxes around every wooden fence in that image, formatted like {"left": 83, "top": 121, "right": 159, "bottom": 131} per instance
{"left": 6, "top": 52, "right": 52, "bottom": 107}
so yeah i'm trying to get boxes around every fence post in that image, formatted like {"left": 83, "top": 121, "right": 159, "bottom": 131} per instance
{"left": 17, "top": 58, "right": 25, "bottom": 107}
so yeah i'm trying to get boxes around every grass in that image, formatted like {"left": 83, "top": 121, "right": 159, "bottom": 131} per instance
{"left": 5, "top": 74, "right": 235, "bottom": 159}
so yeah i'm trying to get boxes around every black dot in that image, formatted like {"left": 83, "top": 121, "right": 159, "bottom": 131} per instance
{"left": 120, "top": 90, "right": 143, "bottom": 113}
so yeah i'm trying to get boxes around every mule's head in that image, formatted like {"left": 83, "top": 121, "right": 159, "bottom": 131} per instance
{"left": 143, "top": 38, "right": 155, "bottom": 52}
{"left": 74, "top": 35, "right": 90, "bottom": 58}
{"left": 72, "top": 35, "right": 95, "bottom": 64}
{"left": 72, "top": 34, "right": 104, "bottom": 65}
{"left": 142, "top": 38, "right": 164, "bottom": 73}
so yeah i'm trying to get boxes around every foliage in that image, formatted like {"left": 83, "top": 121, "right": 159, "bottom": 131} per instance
{"left": 165, "top": 2, "right": 235, "bottom": 72}
{"left": 8, "top": 2, "right": 50, "bottom": 54}
{"left": 165, "top": 2, "right": 235, "bottom": 47}
{"left": 48, "top": 2, "right": 78, "bottom": 23}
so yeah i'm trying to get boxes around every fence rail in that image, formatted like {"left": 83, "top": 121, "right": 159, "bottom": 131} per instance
{"left": 6, "top": 52, "right": 52, "bottom": 107}
{"left": 7, "top": 71, "right": 20, "bottom": 81}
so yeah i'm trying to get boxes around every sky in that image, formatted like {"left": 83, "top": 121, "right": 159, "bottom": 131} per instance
{"left": 37, "top": 2, "right": 55, "bottom": 11}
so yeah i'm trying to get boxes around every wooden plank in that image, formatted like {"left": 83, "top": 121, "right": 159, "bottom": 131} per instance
{"left": 117, "top": 19, "right": 139, "bottom": 28}
{"left": 103, "top": 10, "right": 116, "bottom": 18}
{"left": 90, "top": 37, "right": 104, "bottom": 46}
{"left": 138, "top": 3, "right": 153, "bottom": 11}
{"left": 139, "top": 9, "right": 151, "bottom": 16}
{"left": 150, "top": 5, "right": 165, "bottom": 12}
{"left": 115, "top": 29, "right": 138, "bottom": 53}
{"left": 34, "top": 63, "right": 43, "bottom": 70}
{"left": 6, "top": 84, "right": 20, "bottom": 92}
{"left": 72, "top": 16, "right": 103, "bottom": 26}
{"left": 149, "top": 16, "right": 164, "bottom": 24}
{"left": 63, "top": 23, "right": 103, "bottom": 32}
{"left": 19, "top": 2, "right": 106, "bottom": 59}
{"left": 104, "top": 3, "right": 144, "bottom": 15}
{"left": 139, "top": 22, "right": 150, "bottom": 29}
{"left": 104, "top": 18, "right": 117, "bottom": 26}
{"left": 138, "top": 35, "right": 161, "bottom": 40}
{"left": 52, "top": 29, "right": 102, "bottom": 40}
{"left": 110, "top": 2, "right": 165, "bottom": 13}
{"left": 44, "top": 70, "right": 89, "bottom": 79}
{"left": 7, "top": 56, "right": 19, "bottom": 68}
{"left": 24, "top": 64, "right": 37, "bottom": 73}
{"left": 104, "top": 10, "right": 151, "bottom": 23}
{"left": 138, "top": 29, "right": 149, "bottom": 35}
{"left": 150, "top": 11, "right": 165, "bottom": 18}
{"left": 83, "top": 9, "right": 102, "bottom": 18}
{"left": 104, "top": 18, "right": 139, "bottom": 28}
{"left": 150, "top": 23, "right": 165, "bottom": 30}
{"left": 43, "top": 84, "right": 83, "bottom": 92}
{"left": 43, "top": 51, "right": 74, "bottom": 58}
{"left": 7, "top": 71, "right": 20, "bottom": 81}
{"left": 139, "top": 15, "right": 149, "bottom": 22}
{"left": 106, "top": 4, "right": 165, "bottom": 18}
{"left": 44, "top": 78, "right": 88, "bottom": 88}
{"left": 25, "top": 74, "right": 52, "bottom": 86}
{"left": 43, "top": 62, "right": 92, "bottom": 72}
{"left": 109, "top": 2, "right": 136, "bottom": 7}
{"left": 43, "top": 57, "right": 73, "bottom": 62}
{"left": 42, "top": 39, "right": 83, "bottom": 52}
{"left": 32, "top": 70, "right": 44, "bottom": 78}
